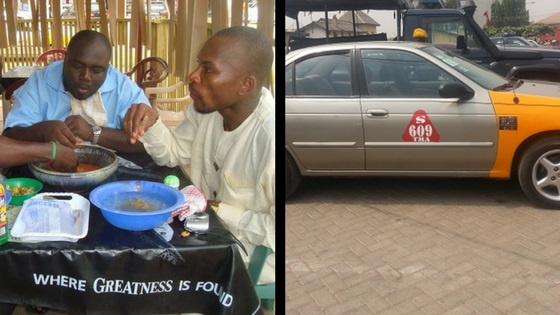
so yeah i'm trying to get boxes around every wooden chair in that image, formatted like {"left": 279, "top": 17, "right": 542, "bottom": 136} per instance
{"left": 247, "top": 245, "right": 275, "bottom": 310}
{"left": 2, "top": 79, "right": 27, "bottom": 120}
{"left": 144, "top": 81, "right": 190, "bottom": 109}
{"left": 34, "top": 49, "right": 67, "bottom": 66}
{"left": 125, "top": 56, "right": 169, "bottom": 90}
{"left": 144, "top": 81, "right": 190, "bottom": 127}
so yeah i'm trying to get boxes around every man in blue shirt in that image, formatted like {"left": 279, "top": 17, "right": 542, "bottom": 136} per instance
{"left": 3, "top": 30, "right": 150, "bottom": 154}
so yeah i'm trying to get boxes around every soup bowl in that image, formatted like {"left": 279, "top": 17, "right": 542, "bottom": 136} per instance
{"left": 28, "top": 145, "right": 119, "bottom": 192}
{"left": 3, "top": 177, "right": 42, "bottom": 206}
{"left": 89, "top": 180, "right": 185, "bottom": 231}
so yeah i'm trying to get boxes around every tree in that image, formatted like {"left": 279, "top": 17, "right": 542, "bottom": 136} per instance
{"left": 484, "top": 0, "right": 553, "bottom": 38}
{"left": 490, "top": 0, "right": 530, "bottom": 28}
{"left": 443, "top": 0, "right": 459, "bottom": 9}
{"left": 484, "top": 23, "right": 554, "bottom": 38}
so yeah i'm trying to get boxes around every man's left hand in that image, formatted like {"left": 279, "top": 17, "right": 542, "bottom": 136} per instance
{"left": 123, "top": 103, "right": 159, "bottom": 144}
{"left": 65, "top": 115, "right": 93, "bottom": 142}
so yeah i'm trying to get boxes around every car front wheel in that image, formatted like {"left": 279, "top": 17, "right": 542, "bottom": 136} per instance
{"left": 518, "top": 138, "right": 560, "bottom": 209}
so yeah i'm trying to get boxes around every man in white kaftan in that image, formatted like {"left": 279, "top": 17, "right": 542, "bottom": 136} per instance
{"left": 123, "top": 26, "right": 275, "bottom": 284}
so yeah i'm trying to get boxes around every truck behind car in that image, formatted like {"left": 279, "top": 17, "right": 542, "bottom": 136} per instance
{"left": 403, "top": 2, "right": 560, "bottom": 82}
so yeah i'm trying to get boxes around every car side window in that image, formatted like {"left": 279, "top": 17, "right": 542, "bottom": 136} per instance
{"left": 294, "top": 51, "right": 352, "bottom": 97}
{"left": 421, "top": 16, "right": 481, "bottom": 49}
{"left": 508, "top": 38, "right": 526, "bottom": 46}
{"left": 361, "top": 49, "right": 455, "bottom": 98}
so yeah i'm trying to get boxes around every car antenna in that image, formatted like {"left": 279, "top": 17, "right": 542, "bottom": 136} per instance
{"left": 512, "top": 77, "right": 520, "bottom": 104}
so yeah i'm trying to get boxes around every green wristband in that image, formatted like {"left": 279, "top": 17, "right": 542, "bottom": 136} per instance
{"left": 50, "top": 141, "right": 57, "bottom": 163}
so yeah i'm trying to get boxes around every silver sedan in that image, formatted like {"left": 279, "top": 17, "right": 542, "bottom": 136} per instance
{"left": 285, "top": 41, "right": 560, "bottom": 208}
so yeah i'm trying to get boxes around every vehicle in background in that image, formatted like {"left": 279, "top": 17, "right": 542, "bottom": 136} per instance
{"left": 490, "top": 36, "right": 540, "bottom": 48}
{"left": 285, "top": 41, "right": 560, "bottom": 209}
{"left": 527, "top": 39, "right": 541, "bottom": 47}
{"left": 61, "top": 2, "right": 101, "bottom": 17}
{"left": 286, "top": 0, "right": 560, "bottom": 82}
{"left": 402, "top": 3, "right": 560, "bottom": 82}
{"left": 247, "top": 0, "right": 258, "bottom": 23}
{"left": 125, "top": 1, "right": 169, "bottom": 19}
{"left": 149, "top": 1, "right": 169, "bottom": 19}
{"left": 17, "top": 7, "right": 32, "bottom": 19}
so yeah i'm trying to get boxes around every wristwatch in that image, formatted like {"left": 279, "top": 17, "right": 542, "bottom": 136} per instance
{"left": 91, "top": 125, "right": 102, "bottom": 145}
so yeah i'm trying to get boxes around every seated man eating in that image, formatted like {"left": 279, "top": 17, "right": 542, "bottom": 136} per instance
{"left": 3, "top": 30, "right": 150, "bottom": 155}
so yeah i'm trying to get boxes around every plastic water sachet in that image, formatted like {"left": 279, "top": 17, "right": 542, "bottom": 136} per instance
{"left": 11, "top": 199, "right": 79, "bottom": 237}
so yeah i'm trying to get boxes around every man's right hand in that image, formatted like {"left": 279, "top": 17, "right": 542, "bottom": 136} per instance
{"left": 123, "top": 103, "right": 158, "bottom": 144}
{"left": 50, "top": 143, "right": 79, "bottom": 172}
{"left": 42, "top": 121, "right": 78, "bottom": 148}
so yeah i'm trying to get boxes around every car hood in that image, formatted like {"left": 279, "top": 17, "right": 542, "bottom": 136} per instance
{"left": 516, "top": 80, "right": 560, "bottom": 98}
{"left": 496, "top": 46, "right": 560, "bottom": 59}
{"left": 489, "top": 80, "right": 560, "bottom": 106}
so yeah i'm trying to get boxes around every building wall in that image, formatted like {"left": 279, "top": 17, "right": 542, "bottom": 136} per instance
{"left": 304, "top": 24, "right": 328, "bottom": 38}
{"left": 471, "top": 1, "right": 494, "bottom": 29}
{"left": 359, "top": 25, "right": 378, "bottom": 34}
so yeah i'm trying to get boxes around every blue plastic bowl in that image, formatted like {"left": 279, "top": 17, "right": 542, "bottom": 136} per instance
{"left": 89, "top": 180, "right": 185, "bottom": 231}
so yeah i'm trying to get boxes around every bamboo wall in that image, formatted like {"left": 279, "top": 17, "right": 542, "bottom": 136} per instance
{"left": 0, "top": 17, "right": 189, "bottom": 112}
{"left": 0, "top": 1, "right": 276, "bottom": 112}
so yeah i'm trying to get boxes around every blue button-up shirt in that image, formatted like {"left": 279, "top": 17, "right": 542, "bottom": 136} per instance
{"left": 4, "top": 60, "right": 150, "bottom": 130}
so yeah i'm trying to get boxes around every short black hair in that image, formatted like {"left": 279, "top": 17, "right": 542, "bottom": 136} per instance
{"left": 67, "top": 30, "right": 112, "bottom": 59}
{"left": 213, "top": 26, "right": 273, "bottom": 85}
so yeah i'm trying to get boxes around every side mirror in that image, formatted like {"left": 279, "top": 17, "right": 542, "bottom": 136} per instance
{"left": 456, "top": 35, "right": 467, "bottom": 50}
{"left": 439, "top": 82, "right": 474, "bottom": 101}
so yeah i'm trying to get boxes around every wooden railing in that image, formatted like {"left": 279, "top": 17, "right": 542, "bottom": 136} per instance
{"left": 0, "top": 18, "right": 188, "bottom": 112}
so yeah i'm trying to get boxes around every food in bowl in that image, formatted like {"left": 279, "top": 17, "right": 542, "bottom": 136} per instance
{"left": 47, "top": 163, "right": 101, "bottom": 173}
{"left": 3, "top": 177, "right": 43, "bottom": 206}
{"left": 9, "top": 186, "right": 36, "bottom": 196}
{"left": 89, "top": 180, "right": 185, "bottom": 231}
{"left": 29, "top": 145, "right": 118, "bottom": 192}
{"left": 118, "top": 197, "right": 160, "bottom": 212}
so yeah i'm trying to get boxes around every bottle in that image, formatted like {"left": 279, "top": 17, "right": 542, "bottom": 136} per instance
{"left": 164, "top": 175, "right": 180, "bottom": 190}
{"left": 0, "top": 184, "right": 8, "bottom": 245}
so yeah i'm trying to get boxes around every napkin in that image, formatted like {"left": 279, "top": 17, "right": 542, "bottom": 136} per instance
{"left": 171, "top": 185, "right": 207, "bottom": 221}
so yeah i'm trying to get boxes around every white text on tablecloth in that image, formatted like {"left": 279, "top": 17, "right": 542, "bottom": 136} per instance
{"left": 32, "top": 273, "right": 234, "bottom": 307}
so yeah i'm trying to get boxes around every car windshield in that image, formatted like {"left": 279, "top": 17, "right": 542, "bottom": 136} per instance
{"left": 421, "top": 46, "right": 509, "bottom": 90}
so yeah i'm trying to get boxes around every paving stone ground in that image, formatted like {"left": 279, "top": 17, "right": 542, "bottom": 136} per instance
{"left": 286, "top": 176, "right": 560, "bottom": 314}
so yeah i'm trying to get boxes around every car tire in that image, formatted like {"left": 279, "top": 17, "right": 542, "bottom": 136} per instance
{"left": 285, "top": 151, "right": 301, "bottom": 199}
{"left": 518, "top": 137, "right": 560, "bottom": 209}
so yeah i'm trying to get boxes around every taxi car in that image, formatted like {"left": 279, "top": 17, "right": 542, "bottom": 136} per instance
{"left": 285, "top": 41, "right": 560, "bottom": 209}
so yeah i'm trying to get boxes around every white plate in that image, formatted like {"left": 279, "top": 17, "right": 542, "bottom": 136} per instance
{"left": 10, "top": 193, "right": 90, "bottom": 243}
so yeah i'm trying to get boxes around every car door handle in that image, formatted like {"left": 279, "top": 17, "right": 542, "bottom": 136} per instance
{"left": 366, "top": 109, "right": 389, "bottom": 118}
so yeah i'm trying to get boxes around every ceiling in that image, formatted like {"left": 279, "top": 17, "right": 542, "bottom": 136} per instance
{"left": 285, "top": 0, "right": 413, "bottom": 19}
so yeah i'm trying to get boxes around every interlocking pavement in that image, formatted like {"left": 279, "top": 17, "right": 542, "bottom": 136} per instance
{"left": 286, "top": 177, "right": 560, "bottom": 314}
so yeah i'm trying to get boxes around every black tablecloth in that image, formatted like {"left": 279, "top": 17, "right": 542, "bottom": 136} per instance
{"left": 0, "top": 158, "right": 262, "bottom": 314}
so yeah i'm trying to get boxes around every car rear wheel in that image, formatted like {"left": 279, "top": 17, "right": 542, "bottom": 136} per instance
{"left": 285, "top": 152, "right": 301, "bottom": 199}
{"left": 518, "top": 138, "right": 560, "bottom": 209}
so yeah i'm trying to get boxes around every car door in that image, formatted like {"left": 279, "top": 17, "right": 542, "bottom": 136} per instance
{"left": 358, "top": 48, "right": 498, "bottom": 173}
{"left": 285, "top": 49, "right": 365, "bottom": 171}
